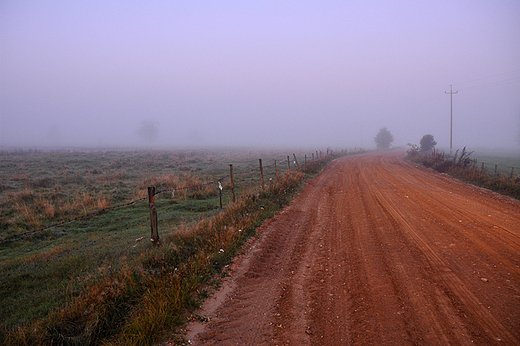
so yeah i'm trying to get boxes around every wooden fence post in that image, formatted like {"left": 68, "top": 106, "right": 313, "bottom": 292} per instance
{"left": 148, "top": 186, "right": 159, "bottom": 245}
{"left": 229, "top": 164, "right": 235, "bottom": 203}
{"left": 259, "top": 159, "right": 265, "bottom": 191}
{"left": 218, "top": 181, "right": 223, "bottom": 208}
{"left": 293, "top": 153, "right": 299, "bottom": 169}
{"left": 275, "top": 160, "right": 278, "bottom": 181}
{"left": 305, "top": 154, "right": 307, "bottom": 164}
{"left": 481, "top": 162, "right": 485, "bottom": 172}
{"left": 287, "top": 155, "right": 290, "bottom": 171}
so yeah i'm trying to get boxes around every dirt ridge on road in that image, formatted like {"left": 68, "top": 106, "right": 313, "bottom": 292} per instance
{"left": 182, "top": 151, "right": 520, "bottom": 345}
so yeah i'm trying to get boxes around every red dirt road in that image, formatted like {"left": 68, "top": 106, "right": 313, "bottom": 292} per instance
{"left": 185, "top": 152, "right": 520, "bottom": 345}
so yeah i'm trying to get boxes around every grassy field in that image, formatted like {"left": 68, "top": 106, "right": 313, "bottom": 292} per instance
{"left": 0, "top": 149, "right": 294, "bottom": 235}
{"left": 0, "top": 147, "right": 344, "bottom": 345}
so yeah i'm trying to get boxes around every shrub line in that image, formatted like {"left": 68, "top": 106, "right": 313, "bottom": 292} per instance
{"left": 407, "top": 147, "right": 520, "bottom": 200}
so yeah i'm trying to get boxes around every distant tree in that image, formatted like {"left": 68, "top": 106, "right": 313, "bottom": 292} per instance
{"left": 374, "top": 127, "right": 394, "bottom": 150}
{"left": 420, "top": 134, "right": 437, "bottom": 152}
{"left": 136, "top": 120, "right": 158, "bottom": 142}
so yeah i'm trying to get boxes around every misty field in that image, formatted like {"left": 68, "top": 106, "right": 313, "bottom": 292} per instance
{"left": 0, "top": 147, "right": 338, "bottom": 345}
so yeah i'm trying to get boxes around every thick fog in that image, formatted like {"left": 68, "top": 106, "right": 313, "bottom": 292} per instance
{"left": 1, "top": 1, "right": 519, "bottom": 150}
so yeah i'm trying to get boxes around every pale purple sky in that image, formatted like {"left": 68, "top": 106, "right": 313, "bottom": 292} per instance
{"left": 1, "top": 1, "right": 519, "bottom": 149}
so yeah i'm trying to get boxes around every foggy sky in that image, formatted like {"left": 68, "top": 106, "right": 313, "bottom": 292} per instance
{"left": 1, "top": 1, "right": 519, "bottom": 150}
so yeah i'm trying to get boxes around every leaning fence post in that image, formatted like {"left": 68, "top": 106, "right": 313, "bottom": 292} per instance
{"left": 293, "top": 153, "right": 300, "bottom": 169}
{"left": 287, "top": 155, "right": 290, "bottom": 171}
{"left": 148, "top": 186, "right": 159, "bottom": 246}
{"left": 259, "top": 159, "right": 265, "bottom": 191}
{"left": 229, "top": 164, "right": 235, "bottom": 203}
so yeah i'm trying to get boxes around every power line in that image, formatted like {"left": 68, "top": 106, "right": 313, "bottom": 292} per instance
{"left": 456, "top": 68, "right": 520, "bottom": 91}
{"left": 459, "top": 76, "right": 520, "bottom": 91}
{"left": 459, "top": 68, "right": 520, "bottom": 85}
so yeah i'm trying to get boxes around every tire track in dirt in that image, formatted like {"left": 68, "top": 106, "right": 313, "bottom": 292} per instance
{"left": 182, "top": 151, "right": 520, "bottom": 345}
{"left": 359, "top": 153, "right": 520, "bottom": 344}
{"left": 188, "top": 178, "right": 325, "bottom": 345}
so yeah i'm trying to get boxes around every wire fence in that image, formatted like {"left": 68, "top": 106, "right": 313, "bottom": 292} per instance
{"left": 0, "top": 149, "right": 334, "bottom": 281}
{"left": 475, "top": 160, "right": 520, "bottom": 178}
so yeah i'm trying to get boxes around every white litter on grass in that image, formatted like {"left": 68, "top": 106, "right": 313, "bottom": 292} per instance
{"left": 133, "top": 237, "right": 145, "bottom": 247}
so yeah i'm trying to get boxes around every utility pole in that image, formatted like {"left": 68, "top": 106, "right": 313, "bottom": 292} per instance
{"left": 445, "top": 85, "right": 458, "bottom": 153}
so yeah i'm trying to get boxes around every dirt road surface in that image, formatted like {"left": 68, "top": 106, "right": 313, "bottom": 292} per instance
{"left": 184, "top": 152, "right": 520, "bottom": 345}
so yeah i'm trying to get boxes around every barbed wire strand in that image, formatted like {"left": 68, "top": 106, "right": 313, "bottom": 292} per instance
{"left": 0, "top": 217, "right": 149, "bottom": 280}
{"left": 0, "top": 197, "right": 149, "bottom": 244}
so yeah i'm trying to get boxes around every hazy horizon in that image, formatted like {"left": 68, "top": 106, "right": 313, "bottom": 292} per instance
{"left": 1, "top": 1, "right": 519, "bottom": 151}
